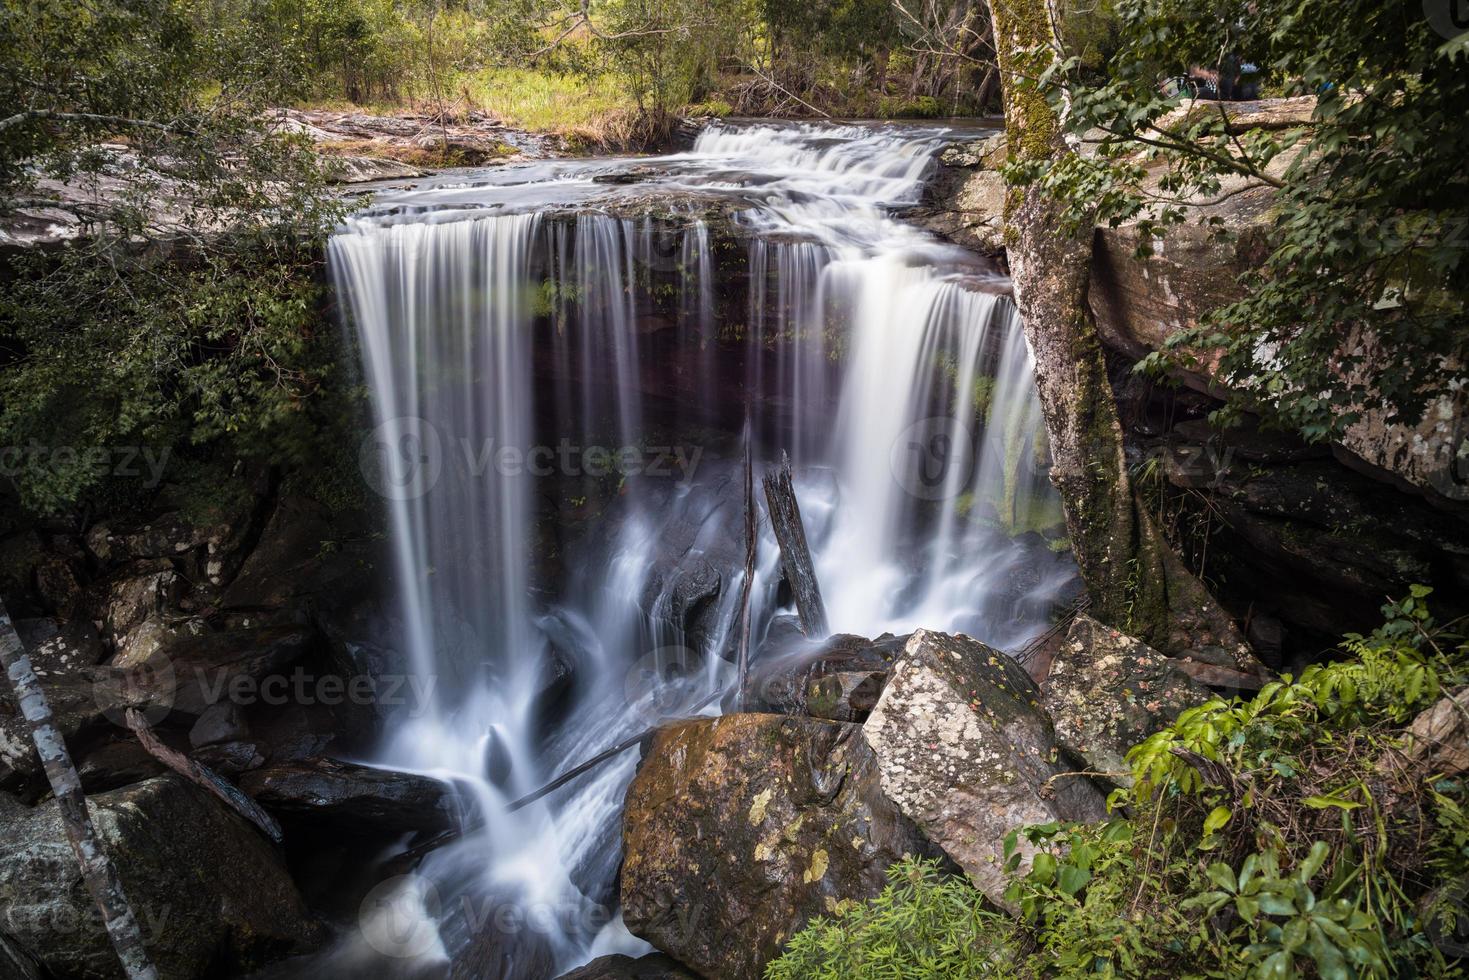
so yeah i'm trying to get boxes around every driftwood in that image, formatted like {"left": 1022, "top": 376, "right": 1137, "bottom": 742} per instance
{"left": 507, "top": 689, "right": 722, "bottom": 814}
{"left": 0, "top": 601, "right": 160, "bottom": 980}
{"left": 123, "top": 709, "right": 283, "bottom": 843}
{"left": 762, "top": 451, "right": 829, "bottom": 638}
{"left": 733, "top": 425, "right": 758, "bottom": 710}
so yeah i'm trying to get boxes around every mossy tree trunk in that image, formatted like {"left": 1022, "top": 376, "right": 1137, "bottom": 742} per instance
{"left": 983, "top": 0, "right": 1256, "bottom": 667}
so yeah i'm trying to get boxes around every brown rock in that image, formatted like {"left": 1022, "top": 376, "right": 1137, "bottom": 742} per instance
{"left": 621, "top": 713, "right": 933, "bottom": 980}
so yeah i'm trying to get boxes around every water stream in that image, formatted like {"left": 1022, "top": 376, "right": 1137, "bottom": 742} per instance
{"left": 323, "top": 120, "right": 1076, "bottom": 977}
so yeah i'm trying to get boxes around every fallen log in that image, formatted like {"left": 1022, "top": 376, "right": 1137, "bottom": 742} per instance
{"left": 732, "top": 423, "right": 757, "bottom": 711}
{"left": 762, "top": 451, "right": 829, "bottom": 638}
{"left": 0, "top": 600, "right": 160, "bottom": 980}
{"left": 124, "top": 708, "right": 283, "bottom": 843}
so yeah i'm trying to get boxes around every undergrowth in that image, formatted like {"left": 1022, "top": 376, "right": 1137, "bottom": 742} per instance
{"left": 767, "top": 588, "right": 1469, "bottom": 978}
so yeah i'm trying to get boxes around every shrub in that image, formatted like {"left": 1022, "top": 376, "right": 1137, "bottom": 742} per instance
{"left": 768, "top": 589, "right": 1469, "bottom": 979}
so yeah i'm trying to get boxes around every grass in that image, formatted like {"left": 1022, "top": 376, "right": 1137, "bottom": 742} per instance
{"left": 461, "top": 67, "right": 639, "bottom": 135}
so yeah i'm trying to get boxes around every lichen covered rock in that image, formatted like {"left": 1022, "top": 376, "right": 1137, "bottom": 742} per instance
{"left": 860, "top": 628, "right": 1107, "bottom": 906}
{"left": 1042, "top": 615, "right": 1211, "bottom": 782}
{"left": 620, "top": 713, "right": 932, "bottom": 980}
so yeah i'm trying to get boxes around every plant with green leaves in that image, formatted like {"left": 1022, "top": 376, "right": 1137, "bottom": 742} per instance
{"left": 0, "top": 0, "right": 355, "bottom": 517}
{"left": 1015, "top": 0, "right": 1469, "bottom": 441}
{"left": 769, "top": 589, "right": 1469, "bottom": 979}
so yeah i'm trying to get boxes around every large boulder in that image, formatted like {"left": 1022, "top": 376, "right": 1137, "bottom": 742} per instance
{"left": 1042, "top": 615, "right": 1211, "bottom": 782}
{"left": 621, "top": 713, "right": 934, "bottom": 980}
{"left": 860, "top": 629, "right": 1108, "bottom": 907}
{"left": 0, "top": 775, "right": 321, "bottom": 979}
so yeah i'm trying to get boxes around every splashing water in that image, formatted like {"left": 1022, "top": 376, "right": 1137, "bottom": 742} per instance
{"left": 323, "top": 120, "right": 1076, "bottom": 977}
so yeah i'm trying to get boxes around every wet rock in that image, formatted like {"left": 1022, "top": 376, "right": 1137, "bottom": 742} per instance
{"left": 191, "top": 739, "right": 268, "bottom": 775}
{"left": 189, "top": 701, "right": 249, "bottom": 747}
{"left": 861, "top": 629, "right": 1108, "bottom": 907}
{"left": 239, "top": 756, "right": 456, "bottom": 835}
{"left": 449, "top": 922, "right": 556, "bottom": 980}
{"left": 0, "top": 933, "right": 42, "bottom": 980}
{"left": 1042, "top": 615, "right": 1211, "bottom": 782}
{"left": 122, "top": 623, "right": 318, "bottom": 719}
{"left": 621, "top": 713, "right": 934, "bottom": 980}
{"left": 85, "top": 513, "right": 212, "bottom": 563}
{"left": 35, "top": 551, "right": 84, "bottom": 617}
{"left": 221, "top": 494, "right": 335, "bottom": 610}
{"left": 746, "top": 620, "right": 903, "bottom": 715}
{"left": 76, "top": 738, "right": 165, "bottom": 792}
{"left": 0, "top": 775, "right": 321, "bottom": 979}
{"left": 555, "top": 952, "right": 699, "bottom": 979}
{"left": 99, "top": 560, "right": 179, "bottom": 648}
{"left": 326, "top": 155, "right": 425, "bottom": 183}
{"left": 806, "top": 670, "right": 886, "bottom": 723}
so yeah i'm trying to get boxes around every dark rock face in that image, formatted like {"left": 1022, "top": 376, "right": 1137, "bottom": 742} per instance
{"left": 1042, "top": 615, "right": 1211, "bottom": 782}
{"left": 239, "top": 756, "right": 456, "bottom": 835}
{"left": 555, "top": 952, "right": 699, "bottom": 979}
{"left": 0, "top": 775, "right": 320, "bottom": 979}
{"left": 621, "top": 713, "right": 934, "bottom": 980}
{"left": 1137, "top": 415, "right": 1469, "bottom": 658}
{"left": 861, "top": 629, "right": 1108, "bottom": 908}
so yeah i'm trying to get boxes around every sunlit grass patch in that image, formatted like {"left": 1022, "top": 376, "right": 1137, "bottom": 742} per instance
{"left": 463, "top": 67, "right": 638, "bottom": 135}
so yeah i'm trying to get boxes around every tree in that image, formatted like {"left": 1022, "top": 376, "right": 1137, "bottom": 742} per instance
{"left": 0, "top": 599, "right": 159, "bottom": 979}
{"left": 1024, "top": 0, "right": 1469, "bottom": 443}
{"left": 978, "top": 0, "right": 1254, "bottom": 664}
{"left": 0, "top": 0, "right": 348, "bottom": 516}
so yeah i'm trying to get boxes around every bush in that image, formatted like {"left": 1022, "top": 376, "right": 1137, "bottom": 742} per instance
{"left": 768, "top": 589, "right": 1469, "bottom": 979}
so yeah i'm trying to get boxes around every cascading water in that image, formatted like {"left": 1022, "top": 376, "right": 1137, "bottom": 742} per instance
{"left": 322, "top": 120, "right": 1076, "bottom": 977}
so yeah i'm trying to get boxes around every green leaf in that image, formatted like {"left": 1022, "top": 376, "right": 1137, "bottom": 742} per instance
{"left": 1205, "top": 862, "right": 1238, "bottom": 894}
{"left": 1302, "top": 794, "right": 1362, "bottom": 811}
{"left": 1057, "top": 865, "right": 1091, "bottom": 897}
{"left": 1203, "top": 805, "right": 1233, "bottom": 836}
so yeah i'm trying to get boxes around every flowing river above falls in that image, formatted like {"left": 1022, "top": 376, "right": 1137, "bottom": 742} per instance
{"left": 316, "top": 119, "right": 1079, "bottom": 978}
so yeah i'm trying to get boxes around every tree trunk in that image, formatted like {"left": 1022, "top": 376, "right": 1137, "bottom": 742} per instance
{"left": 762, "top": 452, "right": 829, "bottom": 639}
{"left": 0, "top": 600, "right": 160, "bottom": 980}
{"left": 982, "top": 0, "right": 1258, "bottom": 669}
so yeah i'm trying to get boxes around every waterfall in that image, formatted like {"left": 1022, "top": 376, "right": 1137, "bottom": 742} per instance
{"left": 325, "top": 120, "right": 1075, "bottom": 977}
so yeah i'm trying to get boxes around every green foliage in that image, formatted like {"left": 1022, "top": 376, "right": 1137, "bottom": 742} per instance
{"left": 765, "top": 858, "right": 1018, "bottom": 979}
{"left": 0, "top": 0, "right": 356, "bottom": 515}
{"left": 1021, "top": 0, "right": 1469, "bottom": 440}
{"left": 769, "top": 591, "right": 1469, "bottom": 979}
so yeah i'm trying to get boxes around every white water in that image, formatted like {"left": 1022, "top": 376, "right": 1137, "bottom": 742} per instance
{"left": 325, "top": 120, "right": 1075, "bottom": 977}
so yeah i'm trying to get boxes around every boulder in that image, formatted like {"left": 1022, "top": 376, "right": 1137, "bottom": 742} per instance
{"left": 555, "top": 952, "right": 699, "bottom": 979}
{"left": 621, "top": 713, "right": 934, "bottom": 980}
{"left": 1042, "top": 615, "right": 1211, "bottom": 782}
{"left": 860, "top": 629, "right": 1108, "bottom": 907}
{"left": 806, "top": 670, "right": 886, "bottom": 723}
{"left": 1404, "top": 688, "right": 1469, "bottom": 776}
{"left": 0, "top": 775, "right": 321, "bottom": 979}
{"left": 239, "top": 756, "right": 456, "bottom": 836}
{"left": 76, "top": 738, "right": 165, "bottom": 792}
{"left": 745, "top": 620, "right": 903, "bottom": 716}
